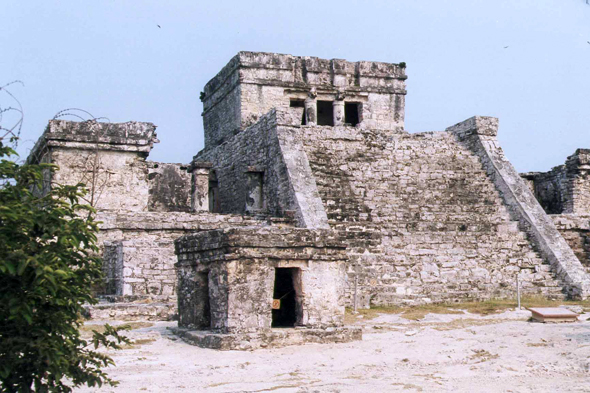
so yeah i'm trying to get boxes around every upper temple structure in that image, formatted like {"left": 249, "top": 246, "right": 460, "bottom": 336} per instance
{"left": 27, "top": 51, "right": 590, "bottom": 349}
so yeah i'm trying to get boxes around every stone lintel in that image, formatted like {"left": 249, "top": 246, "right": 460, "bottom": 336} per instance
{"left": 189, "top": 161, "right": 214, "bottom": 172}
{"left": 174, "top": 227, "right": 347, "bottom": 257}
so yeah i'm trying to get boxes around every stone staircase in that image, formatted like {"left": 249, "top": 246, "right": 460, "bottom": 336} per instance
{"left": 299, "top": 126, "right": 566, "bottom": 305}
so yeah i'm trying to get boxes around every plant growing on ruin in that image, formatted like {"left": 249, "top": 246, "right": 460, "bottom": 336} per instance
{"left": 0, "top": 140, "right": 130, "bottom": 392}
{"left": 49, "top": 109, "right": 114, "bottom": 208}
{"left": 0, "top": 83, "right": 129, "bottom": 392}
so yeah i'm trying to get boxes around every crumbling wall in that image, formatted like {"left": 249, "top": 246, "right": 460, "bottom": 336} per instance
{"left": 524, "top": 149, "right": 590, "bottom": 215}
{"left": 147, "top": 162, "right": 191, "bottom": 212}
{"left": 28, "top": 120, "right": 193, "bottom": 213}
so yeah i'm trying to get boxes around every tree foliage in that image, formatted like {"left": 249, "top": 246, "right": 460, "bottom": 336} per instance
{"left": 0, "top": 140, "right": 129, "bottom": 392}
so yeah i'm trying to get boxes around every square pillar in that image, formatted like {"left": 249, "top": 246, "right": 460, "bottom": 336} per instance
{"left": 190, "top": 162, "right": 213, "bottom": 212}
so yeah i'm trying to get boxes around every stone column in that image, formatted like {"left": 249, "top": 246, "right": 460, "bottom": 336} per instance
{"left": 190, "top": 162, "right": 213, "bottom": 212}
{"left": 333, "top": 100, "right": 345, "bottom": 126}
{"left": 304, "top": 88, "right": 317, "bottom": 125}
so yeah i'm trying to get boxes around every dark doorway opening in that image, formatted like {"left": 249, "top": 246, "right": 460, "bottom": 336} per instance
{"left": 317, "top": 101, "right": 334, "bottom": 126}
{"left": 272, "top": 268, "right": 300, "bottom": 328}
{"left": 345, "top": 102, "right": 361, "bottom": 126}
{"left": 194, "top": 271, "right": 211, "bottom": 329}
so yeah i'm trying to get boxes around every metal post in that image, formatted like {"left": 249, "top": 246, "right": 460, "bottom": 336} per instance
{"left": 353, "top": 274, "right": 358, "bottom": 314}
{"left": 516, "top": 275, "right": 521, "bottom": 310}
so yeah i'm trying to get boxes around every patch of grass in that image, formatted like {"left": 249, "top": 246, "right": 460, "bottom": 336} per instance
{"left": 346, "top": 296, "right": 590, "bottom": 323}
{"left": 432, "top": 318, "right": 504, "bottom": 331}
{"left": 400, "top": 306, "right": 463, "bottom": 321}
{"left": 526, "top": 342, "right": 551, "bottom": 347}
{"left": 468, "top": 349, "right": 499, "bottom": 363}
{"left": 79, "top": 321, "right": 154, "bottom": 338}
{"left": 122, "top": 338, "right": 157, "bottom": 349}
{"left": 391, "top": 382, "right": 423, "bottom": 391}
{"left": 344, "top": 305, "right": 403, "bottom": 324}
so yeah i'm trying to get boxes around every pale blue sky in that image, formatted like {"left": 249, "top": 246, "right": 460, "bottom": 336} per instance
{"left": 3, "top": 0, "right": 590, "bottom": 171}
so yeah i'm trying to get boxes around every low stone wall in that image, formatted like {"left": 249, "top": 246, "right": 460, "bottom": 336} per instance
{"left": 97, "top": 212, "right": 278, "bottom": 299}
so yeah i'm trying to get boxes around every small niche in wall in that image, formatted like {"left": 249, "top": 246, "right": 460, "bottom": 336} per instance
{"left": 345, "top": 102, "right": 361, "bottom": 126}
{"left": 317, "top": 101, "right": 334, "bottom": 126}
{"left": 245, "top": 171, "right": 264, "bottom": 213}
{"left": 208, "top": 180, "right": 220, "bottom": 213}
{"left": 290, "top": 99, "right": 307, "bottom": 125}
{"left": 195, "top": 271, "right": 211, "bottom": 329}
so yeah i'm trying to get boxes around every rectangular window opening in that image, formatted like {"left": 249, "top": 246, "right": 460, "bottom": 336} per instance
{"left": 345, "top": 102, "right": 361, "bottom": 126}
{"left": 317, "top": 101, "right": 334, "bottom": 126}
{"left": 272, "top": 268, "right": 302, "bottom": 328}
{"left": 290, "top": 99, "right": 305, "bottom": 108}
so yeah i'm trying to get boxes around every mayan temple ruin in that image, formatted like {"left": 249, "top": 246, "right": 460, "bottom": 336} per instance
{"left": 27, "top": 51, "right": 590, "bottom": 349}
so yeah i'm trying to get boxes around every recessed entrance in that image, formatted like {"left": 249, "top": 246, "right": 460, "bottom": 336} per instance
{"left": 272, "top": 268, "right": 301, "bottom": 328}
{"left": 194, "top": 271, "right": 211, "bottom": 329}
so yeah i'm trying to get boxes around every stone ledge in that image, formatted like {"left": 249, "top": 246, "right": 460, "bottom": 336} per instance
{"left": 171, "top": 326, "right": 362, "bottom": 350}
{"left": 84, "top": 302, "right": 177, "bottom": 321}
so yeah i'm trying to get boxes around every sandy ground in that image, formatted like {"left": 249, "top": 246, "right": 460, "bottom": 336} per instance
{"left": 77, "top": 309, "right": 590, "bottom": 393}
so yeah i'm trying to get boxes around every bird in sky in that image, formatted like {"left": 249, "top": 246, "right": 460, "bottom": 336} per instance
{"left": 504, "top": 46, "right": 509, "bottom": 49}
{"left": 157, "top": 24, "right": 161, "bottom": 28}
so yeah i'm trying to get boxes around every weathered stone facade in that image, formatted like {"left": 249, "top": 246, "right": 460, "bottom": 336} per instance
{"left": 28, "top": 51, "right": 590, "bottom": 348}
{"left": 201, "top": 52, "right": 406, "bottom": 147}
{"left": 523, "top": 149, "right": 590, "bottom": 215}
{"left": 522, "top": 150, "right": 590, "bottom": 279}
{"left": 173, "top": 227, "right": 361, "bottom": 349}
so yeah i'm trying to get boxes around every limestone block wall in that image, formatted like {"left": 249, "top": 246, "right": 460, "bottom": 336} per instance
{"left": 51, "top": 148, "right": 151, "bottom": 211}
{"left": 97, "top": 211, "right": 272, "bottom": 299}
{"left": 292, "top": 123, "right": 569, "bottom": 305}
{"left": 194, "top": 111, "right": 290, "bottom": 217}
{"left": 521, "top": 167, "right": 568, "bottom": 214}
{"left": 175, "top": 228, "right": 347, "bottom": 333}
{"left": 201, "top": 51, "right": 407, "bottom": 148}
{"left": 194, "top": 110, "right": 328, "bottom": 228}
{"left": 552, "top": 215, "right": 590, "bottom": 272}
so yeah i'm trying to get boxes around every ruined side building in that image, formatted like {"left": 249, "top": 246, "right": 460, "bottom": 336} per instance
{"left": 28, "top": 52, "right": 590, "bottom": 349}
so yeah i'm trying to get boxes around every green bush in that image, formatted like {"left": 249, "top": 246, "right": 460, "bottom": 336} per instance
{"left": 0, "top": 140, "right": 128, "bottom": 392}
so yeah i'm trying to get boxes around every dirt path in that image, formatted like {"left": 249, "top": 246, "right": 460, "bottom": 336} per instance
{"left": 77, "top": 310, "right": 590, "bottom": 392}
